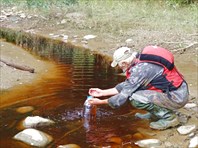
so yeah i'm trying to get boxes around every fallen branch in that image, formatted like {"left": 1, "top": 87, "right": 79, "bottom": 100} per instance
{"left": 172, "top": 42, "right": 198, "bottom": 54}
{"left": 0, "top": 58, "right": 35, "bottom": 73}
{"left": 161, "top": 41, "right": 185, "bottom": 44}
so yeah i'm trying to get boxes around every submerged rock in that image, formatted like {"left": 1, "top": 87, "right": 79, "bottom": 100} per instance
{"left": 13, "top": 128, "right": 53, "bottom": 147}
{"left": 57, "top": 144, "right": 81, "bottom": 148}
{"left": 134, "top": 139, "right": 161, "bottom": 148}
{"left": 16, "top": 106, "right": 34, "bottom": 114}
{"left": 23, "top": 116, "right": 55, "bottom": 128}
{"left": 132, "top": 132, "right": 144, "bottom": 140}
{"left": 177, "top": 125, "right": 197, "bottom": 135}
{"left": 106, "top": 136, "right": 122, "bottom": 145}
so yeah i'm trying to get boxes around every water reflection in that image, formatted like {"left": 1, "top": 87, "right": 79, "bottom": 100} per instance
{"left": 0, "top": 45, "right": 149, "bottom": 147}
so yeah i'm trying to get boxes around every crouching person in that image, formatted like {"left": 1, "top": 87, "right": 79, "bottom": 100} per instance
{"left": 88, "top": 46, "right": 189, "bottom": 130}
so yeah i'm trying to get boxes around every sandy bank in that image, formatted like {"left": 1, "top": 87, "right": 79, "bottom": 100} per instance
{"left": 0, "top": 40, "right": 55, "bottom": 91}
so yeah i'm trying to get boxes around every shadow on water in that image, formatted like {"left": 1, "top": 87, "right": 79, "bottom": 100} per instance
{"left": 0, "top": 30, "right": 151, "bottom": 147}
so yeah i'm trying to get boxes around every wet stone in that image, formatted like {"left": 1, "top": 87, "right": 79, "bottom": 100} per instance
{"left": 23, "top": 116, "right": 55, "bottom": 128}
{"left": 132, "top": 132, "right": 144, "bottom": 140}
{"left": 106, "top": 136, "right": 122, "bottom": 145}
{"left": 13, "top": 128, "right": 53, "bottom": 147}
{"left": 134, "top": 139, "right": 161, "bottom": 148}
{"left": 137, "top": 128, "right": 156, "bottom": 136}
{"left": 57, "top": 144, "right": 81, "bottom": 148}
{"left": 177, "top": 125, "right": 197, "bottom": 135}
{"left": 16, "top": 106, "right": 34, "bottom": 114}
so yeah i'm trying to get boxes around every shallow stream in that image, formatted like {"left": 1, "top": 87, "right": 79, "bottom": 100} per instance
{"left": 0, "top": 42, "right": 150, "bottom": 147}
{"left": 0, "top": 36, "right": 197, "bottom": 147}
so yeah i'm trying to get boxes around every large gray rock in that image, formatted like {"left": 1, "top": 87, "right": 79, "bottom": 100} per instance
{"left": 23, "top": 116, "right": 55, "bottom": 128}
{"left": 13, "top": 128, "right": 53, "bottom": 147}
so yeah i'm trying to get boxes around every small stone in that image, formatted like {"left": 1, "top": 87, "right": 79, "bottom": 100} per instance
{"left": 184, "top": 103, "right": 197, "bottom": 109}
{"left": 164, "top": 141, "right": 173, "bottom": 147}
{"left": 20, "top": 13, "right": 26, "bottom": 18}
{"left": 125, "top": 38, "right": 133, "bottom": 44}
{"left": 16, "top": 106, "right": 34, "bottom": 114}
{"left": 13, "top": 128, "right": 53, "bottom": 147}
{"left": 134, "top": 139, "right": 161, "bottom": 148}
{"left": 177, "top": 125, "right": 197, "bottom": 135}
{"left": 132, "top": 133, "right": 144, "bottom": 140}
{"left": 52, "top": 35, "right": 60, "bottom": 38}
{"left": 177, "top": 112, "right": 190, "bottom": 124}
{"left": 57, "top": 144, "right": 81, "bottom": 148}
{"left": 188, "top": 133, "right": 195, "bottom": 138}
{"left": 83, "top": 35, "right": 96, "bottom": 40}
{"left": 62, "top": 35, "right": 68, "bottom": 40}
{"left": 23, "top": 116, "right": 55, "bottom": 128}
{"left": 81, "top": 40, "right": 88, "bottom": 44}
{"left": 189, "top": 136, "right": 198, "bottom": 148}
{"left": 61, "top": 19, "right": 67, "bottom": 24}
{"left": 106, "top": 136, "right": 122, "bottom": 144}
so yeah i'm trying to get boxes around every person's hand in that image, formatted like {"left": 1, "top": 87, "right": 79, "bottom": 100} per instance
{"left": 89, "top": 88, "right": 103, "bottom": 97}
{"left": 88, "top": 98, "right": 108, "bottom": 105}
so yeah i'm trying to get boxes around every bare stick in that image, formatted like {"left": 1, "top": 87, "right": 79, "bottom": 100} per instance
{"left": 0, "top": 59, "right": 35, "bottom": 73}
{"left": 172, "top": 42, "right": 198, "bottom": 54}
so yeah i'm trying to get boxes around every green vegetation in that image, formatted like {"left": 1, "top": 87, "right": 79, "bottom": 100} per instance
{"left": 1, "top": 0, "right": 197, "bottom": 7}
{"left": 0, "top": 27, "right": 86, "bottom": 58}
{"left": 1, "top": 0, "right": 197, "bottom": 37}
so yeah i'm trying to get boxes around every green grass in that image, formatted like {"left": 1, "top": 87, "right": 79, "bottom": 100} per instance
{"left": 74, "top": 0, "right": 198, "bottom": 34}
{"left": 1, "top": 0, "right": 197, "bottom": 36}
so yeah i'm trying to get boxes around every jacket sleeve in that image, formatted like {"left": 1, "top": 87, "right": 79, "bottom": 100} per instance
{"left": 108, "top": 63, "right": 163, "bottom": 108}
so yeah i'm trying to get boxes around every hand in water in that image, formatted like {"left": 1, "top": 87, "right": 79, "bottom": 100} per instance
{"left": 89, "top": 88, "right": 103, "bottom": 97}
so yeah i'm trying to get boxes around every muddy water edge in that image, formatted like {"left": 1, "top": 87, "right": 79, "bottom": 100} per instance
{"left": 0, "top": 30, "right": 152, "bottom": 147}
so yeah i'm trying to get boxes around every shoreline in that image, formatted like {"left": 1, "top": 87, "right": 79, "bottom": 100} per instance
{"left": 0, "top": 40, "right": 57, "bottom": 107}
{"left": 0, "top": 30, "right": 197, "bottom": 148}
